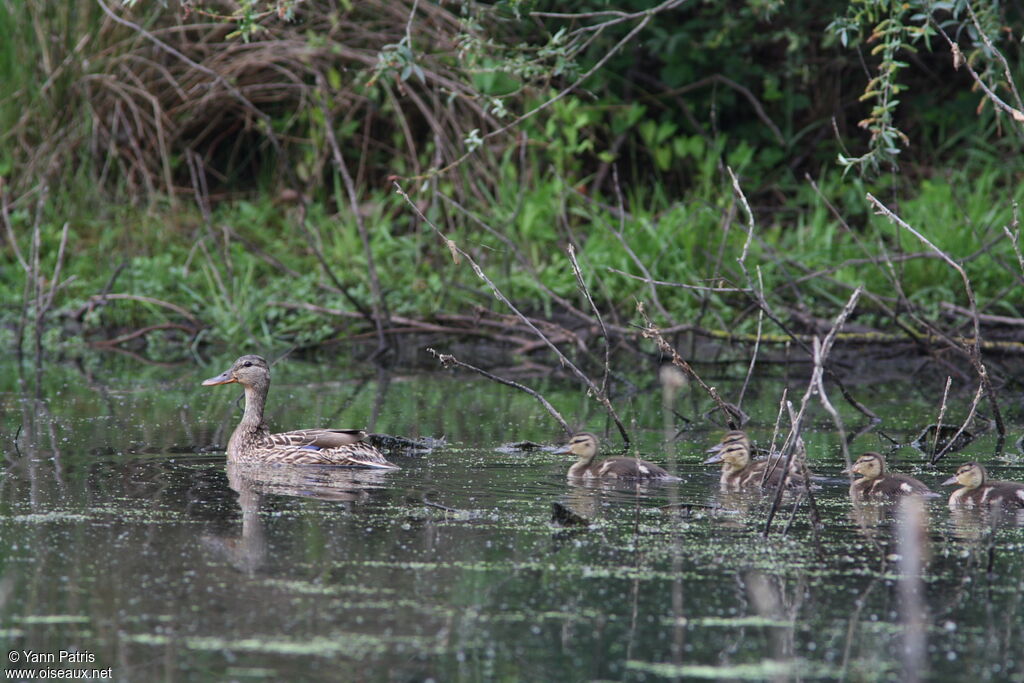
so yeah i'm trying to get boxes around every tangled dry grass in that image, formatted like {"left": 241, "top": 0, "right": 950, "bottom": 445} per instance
{"left": 5, "top": 0, "right": 542, "bottom": 201}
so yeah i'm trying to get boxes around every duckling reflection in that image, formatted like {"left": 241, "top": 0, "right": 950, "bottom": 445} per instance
{"left": 555, "top": 484, "right": 602, "bottom": 524}
{"left": 201, "top": 464, "right": 393, "bottom": 574}
{"left": 847, "top": 496, "right": 889, "bottom": 539}
{"left": 740, "top": 569, "right": 803, "bottom": 675}
{"left": 947, "top": 503, "right": 1024, "bottom": 544}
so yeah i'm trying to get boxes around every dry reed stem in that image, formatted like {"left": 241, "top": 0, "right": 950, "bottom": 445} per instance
{"left": 0, "top": 182, "right": 27, "bottom": 272}
{"left": 428, "top": 349, "right": 571, "bottom": 436}
{"left": 396, "top": 181, "right": 631, "bottom": 445}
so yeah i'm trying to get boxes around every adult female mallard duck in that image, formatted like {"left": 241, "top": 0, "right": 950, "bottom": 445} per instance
{"left": 202, "top": 355, "right": 398, "bottom": 468}
{"left": 704, "top": 430, "right": 810, "bottom": 491}
{"left": 942, "top": 462, "right": 1024, "bottom": 508}
{"left": 555, "top": 432, "right": 677, "bottom": 480}
{"left": 844, "top": 452, "right": 933, "bottom": 499}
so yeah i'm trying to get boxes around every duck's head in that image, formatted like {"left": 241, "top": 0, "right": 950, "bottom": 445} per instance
{"left": 704, "top": 430, "right": 751, "bottom": 467}
{"left": 942, "top": 461, "right": 986, "bottom": 490}
{"left": 845, "top": 452, "right": 886, "bottom": 480}
{"left": 554, "top": 432, "right": 599, "bottom": 461}
{"left": 202, "top": 355, "right": 270, "bottom": 389}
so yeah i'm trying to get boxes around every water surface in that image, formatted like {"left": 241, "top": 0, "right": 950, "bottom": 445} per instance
{"left": 1, "top": 356, "right": 1023, "bottom": 681}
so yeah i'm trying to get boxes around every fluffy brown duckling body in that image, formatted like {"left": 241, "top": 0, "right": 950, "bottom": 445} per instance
{"left": 202, "top": 355, "right": 398, "bottom": 468}
{"left": 845, "top": 452, "right": 933, "bottom": 499}
{"left": 704, "top": 430, "right": 810, "bottom": 491}
{"left": 942, "top": 462, "right": 1024, "bottom": 508}
{"left": 556, "top": 432, "right": 677, "bottom": 480}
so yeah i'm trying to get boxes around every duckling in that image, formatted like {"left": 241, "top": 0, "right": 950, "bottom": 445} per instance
{"left": 845, "top": 452, "right": 933, "bottom": 499}
{"left": 704, "top": 430, "right": 809, "bottom": 490}
{"left": 942, "top": 462, "right": 1024, "bottom": 508}
{"left": 555, "top": 432, "right": 677, "bottom": 480}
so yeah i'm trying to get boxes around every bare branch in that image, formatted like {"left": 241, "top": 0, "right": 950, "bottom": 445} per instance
{"left": 429, "top": 348, "right": 571, "bottom": 435}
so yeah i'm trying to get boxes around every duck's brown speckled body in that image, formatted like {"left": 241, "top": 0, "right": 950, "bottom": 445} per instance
{"left": 556, "top": 432, "right": 677, "bottom": 480}
{"left": 704, "top": 430, "right": 810, "bottom": 491}
{"left": 845, "top": 452, "right": 933, "bottom": 499}
{"left": 942, "top": 462, "right": 1024, "bottom": 508}
{"left": 202, "top": 355, "right": 397, "bottom": 468}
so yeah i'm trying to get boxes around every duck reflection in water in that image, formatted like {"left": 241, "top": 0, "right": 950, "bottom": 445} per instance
{"left": 200, "top": 464, "right": 393, "bottom": 574}
{"left": 737, "top": 569, "right": 805, "bottom": 679}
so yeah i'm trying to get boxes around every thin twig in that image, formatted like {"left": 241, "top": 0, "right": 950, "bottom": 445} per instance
{"left": 730, "top": 170, "right": 878, "bottom": 422}
{"left": 566, "top": 244, "right": 612, "bottom": 396}
{"left": 932, "top": 376, "right": 953, "bottom": 460}
{"left": 637, "top": 302, "right": 740, "bottom": 429}
{"left": 764, "top": 288, "right": 862, "bottom": 538}
{"left": 930, "top": 381, "right": 985, "bottom": 465}
{"left": 607, "top": 269, "right": 748, "bottom": 292}
{"left": 932, "top": 17, "right": 1024, "bottom": 125}
{"left": 736, "top": 266, "right": 764, "bottom": 411}
{"left": 319, "top": 84, "right": 390, "bottom": 356}
{"left": 867, "top": 193, "right": 1004, "bottom": 442}
{"left": 397, "top": 181, "right": 630, "bottom": 444}
{"left": 428, "top": 348, "right": 571, "bottom": 435}
{"left": 812, "top": 338, "right": 851, "bottom": 472}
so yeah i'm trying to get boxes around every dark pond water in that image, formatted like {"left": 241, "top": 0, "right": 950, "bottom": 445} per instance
{"left": 1, "top": 355, "right": 1023, "bottom": 681}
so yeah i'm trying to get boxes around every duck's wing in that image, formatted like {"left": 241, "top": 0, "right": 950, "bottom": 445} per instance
{"left": 598, "top": 457, "right": 676, "bottom": 480}
{"left": 265, "top": 429, "right": 398, "bottom": 468}
{"left": 269, "top": 428, "right": 368, "bottom": 449}
{"left": 989, "top": 481, "right": 1024, "bottom": 507}
{"left": 889, "top": 473, "right": 935, "bottom": 496}
{"left": 759, "top": 458, "right": 813, "bottom": 489}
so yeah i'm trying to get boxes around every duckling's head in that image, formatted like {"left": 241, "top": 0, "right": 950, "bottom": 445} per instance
{"left": 846, "top": 452, "right": 886, "bottom": 480}
{"left": 555, "top": 432, "right": 599, "bottom": 462}
{"left": 942, "top": 461, "right": 986, "bottom": 489}
{"left": 202, "top": 355, "right": 270, "bottom": 390}
{"left": 704, "top": 431, "right": 751, "bottom": 470}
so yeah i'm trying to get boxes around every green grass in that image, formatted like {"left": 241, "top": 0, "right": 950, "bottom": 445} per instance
{"left": 4, "top": 157, "right": 1024, "bottom": 354}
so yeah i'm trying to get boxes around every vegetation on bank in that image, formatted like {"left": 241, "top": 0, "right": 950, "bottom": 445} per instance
{"left": 2, "top": 0, "right": 1024, "bottom": 366}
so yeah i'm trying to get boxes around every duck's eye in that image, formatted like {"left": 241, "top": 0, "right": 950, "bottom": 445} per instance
{"left": 243, "top": 361, "right": 252, "bottom": 367}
